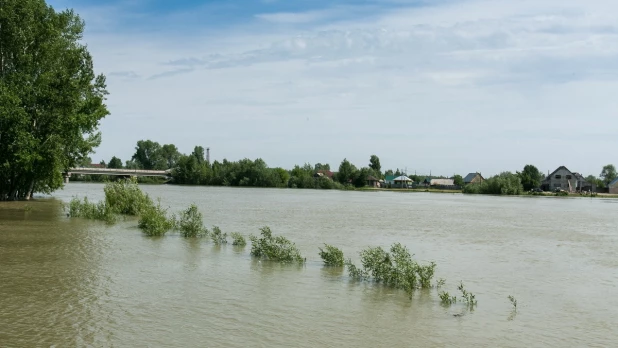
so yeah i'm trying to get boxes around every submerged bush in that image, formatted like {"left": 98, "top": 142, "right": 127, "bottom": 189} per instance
{"left": 439, "top": 291, "right": 457, "bottom": 305}
{"left": 346, "top": 243, "right": 436, "bottom": 295}
{"left": 319, "top": 244, "right": 344, "bottom": 266}
{"left": 249, "top": 226, "right": 304, "bottom": 263}
{"left": 231, "top": 232, "right": 246, "bottom": 246}
{"left": 211, "top": 226, "right": 228, "bottom": 244}
{"left": 138, "top": 199, "right": 173, "bottom": 236}
{"left": 178, "top": 204, "right": 207, "bottom": 237}
{"left": 458, "top": 281, "right": 477, "bottom": 307}
{"left": 104, "top": 178, "right": 153, "bottom": 215}
{"left": 66, "top": 197, "right": 117, "bottom": 224}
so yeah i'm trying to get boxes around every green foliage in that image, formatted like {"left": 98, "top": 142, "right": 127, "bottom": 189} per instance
{"left": 463, "top": 172, "right": 524, "bottom": 195}
{"left": 346, "top": 243, "right": 437, "bottom": 296}
{"left": 600, "top": 164, "right": 617, "bottom": 186}
{"left": 369, "top": 155, "right": 381, "bottom": 173}
{"left": 458, "top": 282, "right": 477, "bottom": 307}
{"left": 249, "top": 227, "right": 304, "bottom": 263}
{"left": 231, "top": 232, "right": 246, "bottom": 246}
{"left": 337, "top": 158, "right": 358, "bottom": 185}
{"left": 318, "top": 244, "right": 345, "bottom": 266}
{"left": 555, "top": 190, "right": 569, "bottom": 196}
{"left": 177, "top": 204, "right": 207, "bottom": 237}
{"left": 439, "top": 291, "right": 457, "bottom": 305}
{"left": 518, "top": 164, "right": 543, "bottom": 191}
{"left": 586, "top": 175, "right": 605, "bottom": 189}
{"left": 107, "top": 156, "right": 123, "bottom": 169}
{"left": 453, "top": 175, "right": 464, "bottom": 187}
{"left": 210, "top": 226, "right": 228, "bottom": 244}
{"left": 103, "top": 178, "right": 153, "bottom": 215}
{"left": 66, "top": 197, "right": 117, "bottom": 224}
{"left": 138, "top": 199, "right": 173, "bottom": 236}
{"left": 508, "top": 295, "right": 517, "bottom": 310}
{"left": 0, "top": 1, "right": 109, "bottom": 200}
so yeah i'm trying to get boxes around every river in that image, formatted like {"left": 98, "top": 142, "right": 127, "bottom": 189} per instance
{"left": 1, "top": 183, "right": 617, "bottom": 347}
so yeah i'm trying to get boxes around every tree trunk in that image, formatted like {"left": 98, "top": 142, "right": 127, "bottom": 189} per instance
{"left": 25, "top": 180, "right": 35, "bottom": 200}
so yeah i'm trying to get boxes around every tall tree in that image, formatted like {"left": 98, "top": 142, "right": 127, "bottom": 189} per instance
{"left": 453, "top": 174, "right": 464, "bottom": 187}
{"left": 160, "top": 144, "right": 181, "bottom": 169}
{"left": 132, "top": 140, "right": 163, "bottom": 170}
{"left": 518, "top": 164, "right": 543, "bottom": 191}
{"left": 600, "top": 164, "right": 617, "bottom": 185}
{"left": 108, "top": 156, "right": 123, "bottom": 169}
{"left": 337, "top": 158, "right": 358, "bottom": 184}
{"left": 191, "top": 146, "right": 205, "bottom": 164}
{"left": 369, "top": 155, "right": 381, "bottom": 173}
{"left": 0, "top": 0, "right": 109, "bottom": 200}
{"left": 314, "top": 163, "right": 330, "bottom": 171}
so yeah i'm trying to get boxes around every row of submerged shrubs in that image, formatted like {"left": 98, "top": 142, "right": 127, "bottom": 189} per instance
{"left": 67, "top": 180, "right": 486, "bottom": 309}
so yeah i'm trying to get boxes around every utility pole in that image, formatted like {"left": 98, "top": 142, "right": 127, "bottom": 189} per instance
{"left": 206, "top": 147, "right": 210, "bottom": 163}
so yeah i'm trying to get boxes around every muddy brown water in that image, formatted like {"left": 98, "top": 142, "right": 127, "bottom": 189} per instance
{"left": 1, "top": 183, "right": 617, "bottom": 347}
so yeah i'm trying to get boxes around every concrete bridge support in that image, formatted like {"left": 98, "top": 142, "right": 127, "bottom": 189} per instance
{"left": 63, "top": 173, "right": 71, "bottom": 184}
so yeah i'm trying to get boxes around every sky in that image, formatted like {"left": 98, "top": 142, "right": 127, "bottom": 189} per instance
{"left": 47, "top": 0, "right": 618, "bottom": 177}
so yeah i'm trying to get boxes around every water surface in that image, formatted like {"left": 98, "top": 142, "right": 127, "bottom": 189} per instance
{"left": 1, "top": 183, "right": 617, "bottom": 347}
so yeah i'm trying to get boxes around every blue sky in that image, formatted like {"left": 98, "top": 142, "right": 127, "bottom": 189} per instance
{"left": 48, "top": 0, "right": 618, "bottom": 176}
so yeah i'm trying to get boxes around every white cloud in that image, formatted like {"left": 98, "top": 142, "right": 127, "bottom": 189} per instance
{"left": 75, "top": 0, "right": 618, "bottom": 176}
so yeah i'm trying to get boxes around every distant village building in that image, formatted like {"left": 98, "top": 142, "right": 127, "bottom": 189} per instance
{"left": 314, "top": 170, "right": 334, "bottom": 180}
{"left": 366, "top": 176, "right": 380, "bottom": 188}
{"left": 393, "top": 175, "right": 413, "bottom": 188}
{"left": 430, "top": 178, "right": 454, "bottom": 186}
{"left": 609, "top": 178, "right": 618, "bottom": 194}
{"left": 541, "top": 166, "right": 594, "bottom": 192}
{"left": 463, "top": 172, "right": 484, "bottom": 185}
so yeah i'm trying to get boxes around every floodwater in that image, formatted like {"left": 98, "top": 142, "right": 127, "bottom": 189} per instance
{"left": 1, "top": 183, "right": 617, "bottom": 347}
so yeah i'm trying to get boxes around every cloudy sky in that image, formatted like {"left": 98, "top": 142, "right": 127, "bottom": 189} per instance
{"left": 48, "top": 0, "right": 617, "bottom": 177}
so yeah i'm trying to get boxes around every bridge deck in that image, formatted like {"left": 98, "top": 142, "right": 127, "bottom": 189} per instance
{"left": 68, "top": 168, "right": 171, "bottom": 177}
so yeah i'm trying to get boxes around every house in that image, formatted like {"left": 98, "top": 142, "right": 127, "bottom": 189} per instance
{"left": 430, "top": 178, "right": 455, "bottom": 187}
{"left": 384, "top": 175, "right": 396, "bottom": 186}
{"left": 541, "top": 166, "right": 594, "bottom": 192}
{"left": 367, "top": 176, "right": 380, "bottom": 188}
{"left": 393, "top": 175, "right": 413, "bottom": 188}
{"left": 609, "top": 178, "right": 618, "bottom": 194}
{"left": 314, "top": 170, "right": 334, "bottom": 180}
{"left": 463, "top": 172, "right": 484, "bottom": 184}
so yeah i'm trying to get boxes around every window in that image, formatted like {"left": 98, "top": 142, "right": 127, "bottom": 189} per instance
{"left": 555, "top": 175, "right": 562, "bottom": 179}
{"left": 566, "top": 175, "right": 572, "bottom": 179}
{"left": 554, "top": 183, "right": 561, "bottom": 187}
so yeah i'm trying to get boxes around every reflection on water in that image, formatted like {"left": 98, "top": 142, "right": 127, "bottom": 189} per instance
{"left": 1, "top": 184, "right": 617, "bottom": 347}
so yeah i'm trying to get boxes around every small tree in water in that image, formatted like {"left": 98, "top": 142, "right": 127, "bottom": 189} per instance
{"left": 319, "top": 244, "right": 344, "bottom": 266}
{"left": 249, "top": 227, "right": 304, "bottom": 264}
{"left": 178, "top": 204, "right": 207, "bottom": 237}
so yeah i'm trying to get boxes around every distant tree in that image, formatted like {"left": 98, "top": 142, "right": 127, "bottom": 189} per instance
{"left": 160, "top": 144, "right": 181, "bottom": 169}
{"left": 76, "top": 156, "right": 92, "bottom": 168}
{"left": 125, "top": 160, "right": 140, "bottom": 169}
{"left": 600, "top": 164, "right": 617, "bottom": 185}
{"left": 394, "top": 168, "right": 403, "bottom": 177}
{"left": 314, "top": 163, "right": 330, "bottom": 171}
{"left": 453, "top": 174, "right": 464, "bottom": 186}
{"left": 369, "top": 155, "right": 381, "bottom": 173}
{"left": 108, "top": 157, "right": 123, "bottom": 169}
{"left": 384, "top": 169, "right": 394, "bottom": 176}
{"left": 517, "top": 164, "right": 543, "bottom": 191}
{"left": 99, "top": 160, "right": 106, "bottom": 168}
{"left": 192, "top": 146, "right": 205, "bottom": 164}
{"left": 586, "top": 175, "right": 605, "bottom": 189}
{"left": 354, "top": 167, "right": 373, "bottom": 187}
{"left": 337, "top": 159, "right": 358, "bottom": 184}
{"left": 132, "top": 140, "right": 163, "bottom": 170}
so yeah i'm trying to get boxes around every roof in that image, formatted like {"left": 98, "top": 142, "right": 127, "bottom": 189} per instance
{"left": 367, "top": 176, "right": 380, "bottom": 181}
{"left": 385, "top": 175, "right": 396, "bottom": 181}
{"left": 430, "top": 178, "right": 455, "bottom": 186}
{"left": 543, "top": 166, "right": 573, "bottom": 182}
{"left": 316, "top": 170, "right": 334, "bottom": 178}
{"left": 463, "top": 172, "right": 483, "bottom": 183}
{"left": 393, "top": 175, "right": 412, "bottom": 182}
{"left": 610, "top": 177, "right": 618, "bottom": 187}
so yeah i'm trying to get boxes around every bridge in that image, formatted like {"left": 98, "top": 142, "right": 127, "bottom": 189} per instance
{"left": 64, "top": 167, "right": 172, "bottom": 183}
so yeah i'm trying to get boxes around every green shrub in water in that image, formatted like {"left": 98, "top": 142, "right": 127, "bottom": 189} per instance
{"left": 319, "top": 244, "right": 344, "bottom": 266}
{"left": 231, "top": 232, "right": 246, "bottom": 246}
{"left": 211, "top": 226, "right": 228, "bottom": 244}
{"left": 138, "top": 199, "right": 173, "bottom": 236}
{"left": 178, "top": 204, "right": 207, "bottom": 237}
{"left": 104, "top": 178, "right": 153, "bottom": 215}
{"left": 439, "top": 291, "right": 457, "bottom": 305}
{"left": 458, "top": 281, "right": 477, "bottom": 307}
{"left": 66, "top": 196, "right": 117, "bottom": 224}
{"left": 346, "top": 243, "right": 437, "bottom": 296}
{"left": 249, "top": 226, "right": 304, "bottom": 264}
